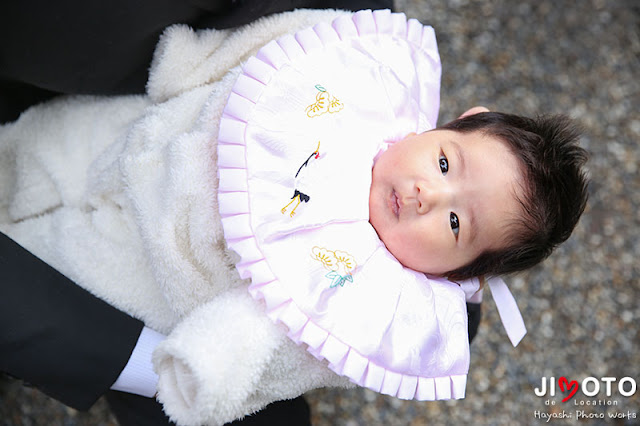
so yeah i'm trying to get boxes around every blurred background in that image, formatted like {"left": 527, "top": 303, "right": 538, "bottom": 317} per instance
{"left": 1, "top": 0, "right": 638, "bottom": 425}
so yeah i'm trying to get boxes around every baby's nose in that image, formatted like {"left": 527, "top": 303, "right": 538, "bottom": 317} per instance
{"left": 416, "top": 183, "right": 431, "bottom": 214}
{"left": 416, "top": 182, "right": 448, "bottom": 214}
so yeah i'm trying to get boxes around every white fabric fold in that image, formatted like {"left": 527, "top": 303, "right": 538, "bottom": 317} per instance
{"left": 458, "top": 276, "right": 527, "bottom": 346}
{"left": 153, "top": 287, "right": 350, "bottom": 426}
{"left": 487, "top": 277, "right": 527, "bottom": 347}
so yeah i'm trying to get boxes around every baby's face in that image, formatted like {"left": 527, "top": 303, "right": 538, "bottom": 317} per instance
{"left": 369, "top": 129, "right": 524, "bottom": 275}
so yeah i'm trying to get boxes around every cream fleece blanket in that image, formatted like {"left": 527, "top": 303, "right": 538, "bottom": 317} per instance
{"left": 0, "top": 9, "right": 355, "bottom": 426}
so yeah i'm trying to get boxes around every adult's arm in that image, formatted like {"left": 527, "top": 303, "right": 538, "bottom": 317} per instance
{"left": 0, "top": 0, "right": 393, "bottom": 124}
{"left": 0, "top": 232, "right": 144, "bottom": 410}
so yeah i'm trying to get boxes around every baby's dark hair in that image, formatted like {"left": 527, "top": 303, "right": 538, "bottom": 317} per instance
{"left": 439, "top": 112, "right": 589, "bottom": 281}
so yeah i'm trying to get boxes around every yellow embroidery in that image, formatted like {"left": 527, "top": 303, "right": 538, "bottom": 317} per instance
{"left": 312, "top": 247, "right": 338, "bottom": 270}
{"left": 311, "top": 246, "right": 357, "bottom": 288}
{"left": 333, "top": 250, "right": 357, "bottom": 271}
{"left": 305, "top": 85, "right": 343, "bottom": 118}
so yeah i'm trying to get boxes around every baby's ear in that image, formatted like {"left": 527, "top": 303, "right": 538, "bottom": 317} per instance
{"left": 459, "top": 106, "right": 489, "bottom": 119}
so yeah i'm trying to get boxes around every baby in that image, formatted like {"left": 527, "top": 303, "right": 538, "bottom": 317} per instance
{"left": 0, "top": 9, "right": 589, "bottom": 426}
{"left": 370, "top": 106, "right": 589, "bottom": 281}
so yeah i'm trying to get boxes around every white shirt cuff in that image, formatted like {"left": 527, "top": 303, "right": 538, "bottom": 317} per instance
{"left": 111, "top": 326, "right": 166, "bottom": 397}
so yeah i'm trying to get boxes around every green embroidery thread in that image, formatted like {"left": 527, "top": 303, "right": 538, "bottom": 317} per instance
{"left": 305, "top": 85, "right": 344, "bottom": 118}
{"left": 311, "top": 246, "right": 357, "bottom": 288}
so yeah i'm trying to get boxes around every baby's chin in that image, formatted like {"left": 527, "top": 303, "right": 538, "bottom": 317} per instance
{"left": 371, "top": 234, "right": 443, "bottom": 275}
{"left": 393, "top": 254, "right": 447, "bottom": 275}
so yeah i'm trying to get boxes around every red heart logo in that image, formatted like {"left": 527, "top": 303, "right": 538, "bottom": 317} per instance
{"left": 558, "top": 376, "right": 579, "bottom": 402}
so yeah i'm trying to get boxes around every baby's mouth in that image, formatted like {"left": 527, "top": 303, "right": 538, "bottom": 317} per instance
{"left": 391, "top": 190, "right": 400, "bottom": 217}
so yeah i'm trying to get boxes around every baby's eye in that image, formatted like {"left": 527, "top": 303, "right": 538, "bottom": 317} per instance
{"left": 450, "top": 212, "right": 460, "bottom": 237}
{"left": 439, "top": 154, "right": 449, "bottom": 175}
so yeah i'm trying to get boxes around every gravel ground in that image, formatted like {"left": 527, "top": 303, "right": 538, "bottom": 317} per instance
{"left": 1, "top": 1, "right": 638, "bottom": 425}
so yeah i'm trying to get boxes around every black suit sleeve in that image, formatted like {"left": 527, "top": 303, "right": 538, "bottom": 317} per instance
{"left": 0, "top": 232, "right": 144, "bottom": 410}
{"left": 467, "top": 302, "right": 482, "bottom": 343}
{"left": 0, "top": 0, "right": 393, "bottom": 123}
